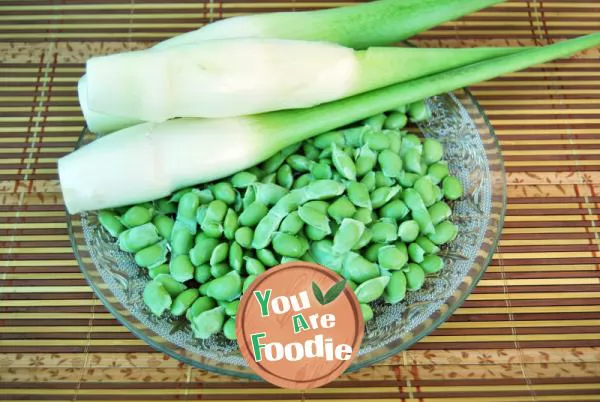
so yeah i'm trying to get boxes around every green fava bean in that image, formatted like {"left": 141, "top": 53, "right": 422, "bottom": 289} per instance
{"left": 256, "top": 248, "right": 279, "bottom": 267}
{"left": 310, "top": 240, "right": 344, "bottom": 273}
{"left": 380, "top": 199, "right": 409, "bottom": 220}
{"left": 242, "top": 186, "right": 256, "bottom": 210}
{"left": 223, "top": 317, "right": 237, "bottom": 340}
{"left": 303, "top": 141, "right": 320, "bottom": 160}
{"left": 231, "top": 171, "right": 258, "bottom": 188}
{"left": 222, "top": 208, "right": 239, "bottom": 240}
{"left": 244, "top": 257, "right": 266, "bottom": 275}
{"left": 443, "top": 176, "right": 463, "bottom": 200}
{"left": 300, "top": 200, "right": 325, "bottom": 213}
{"left": 195, "top": 204, "right": 208, "bottom": 226}
{"left": 364, "top": 114, "right": 386, "bottom": 131}
{"left": 421, "top": 254, "right": 444, "bottom": 274}
{"left": 422, "top": 138, "right": 443, "bottom": 165}
{"left": 385, "top": 130, "right": 402, "bottom": 154}
{"left": 343, "top": 252, "right": 380, "bottom": 283}
{"left": 414, "top": 176, "right": 436, "bottom": 207}
{"left": 412, "top": 208, "right": 435, "bottom": 235}
{"left": 170, "top": 288, "right": 199, "bottom": 316}
{"left": 224, "top": 300, "right": 239, "bottom": 317}
{"left": 272, "top": 232, "right": 307, "bottom": 258}
{"left": 370, "top": 218, "right": 398, "bottom": 243}
{"left": 397, "top": 220, "right": 420, "bottom": 243}
{"left": 276, "top": 164, "right": 294, "bottom": 188}
{"left": 347, "top": 182, "right": 372, "bottom": 209}
{"left": 171, "top": 222, "right": 194, "bottom": 256}
{"left": 408, "top": 99, "right": 432, "bottom": 122}
{"left": 186, "top": 296, "right": 217, "bottom": 321}
{"left": 408, "top": 243, "right": 425, "bottom": 263}
{"left": 403, "top": 148, "right": 423, "bottom": 175}
{"left": 305, "top": 225, "right": 329, "bottom": 241}
{"left": 341, "top": 127, "right": 364, "bottom": 147}
{"left": 360, "top": 171, "right": 376, "bottom": 192}
{"left": 398, "top": 171, "right": 419, "bottom": 188}
{"left": 98, "top": 210, "right": 125, "bottom": 237}
{"left": 234, "top": 227, "right": 253, "bottom": 249}
{"left": 301, "top": 251, "right": 316, "bottom": 263}
{"left": 239, "top": 202, "right": 268, "bottom": 227}
{"left": 210, "top": 263, "right": 230, "bottom": 278}
{"left": 347, "top": 280, "right": 358, "bottom": 291}
{"left": 402, "top": 188, "right": 427, "bottom": 211}
{"left": 262, "top": 173, "right": 277, "bottom": 185}
{"left": 378, "top": 245, "right": 408, "bottom": 271}
{"left": 374, "top": 172, "right": 396, "bottom": 188}
{"left": 212, "top": 182, "right": 236, "bottom": 205}
{"left": 148, "top": 264, "right": 170, "bottom": 279}
{"left": 331, "top": 143, "right": 357, "bottom": 181}
{"left": 156, "top": 199, "right": 177, "bottom": 215}
{"left": 280, "top": 211, "right": 304, "bottom": 234}
{"left": 384, "top": 111, "right": 408, "bottom": 130}
{"left": 242, "top": 275, "right": 258, "bottom": 293}
{"left": 428, "top": 220, "right": 458, "bottom": 245}
{"left": 313, "top": 131, "right": 345, "bottom": 149}
{"left": 355, "top": 144, "right": 377, "bottom": 177}
{"left": 310, "top": 161, "right": 333, "bottom": 180}
{"left": 292, "top": 173, "right": 312, "bottom": 189}
{"left": 135, "top": 240, "right": 168, "bottom": 268}
{"left": 194, "top": 264, "right": 211, "bottom": 283}
{"left": 118, "top": 223, "right": 160, "bottom": 253}
{"left": 281, "top": 256, "right": 300, "bottom": 263}
{"left": 352, "top": 229, "right": 372, "bottom": 251}
{"left": 371, "top": 186, "right": 401, "bottom": 209}
{"left": 191, "top": 306, "right": 225, "bottom": 339}
{"left": 170, "top": 254, "right": 195, "bottom": 282}
{"left": 399, "top": 134, "right": 422, "bottom": 156}
{"left": 354, "top": 276, "right": 390, "bottom": 303}
{"left": 298, "top": 204, "right": 331, "bottom": 233}
{"left": 405, "top": 263, "right": 426, "bottom": 291}
{"left": 201, "top": 221, "right": 224, "bottom": 239}
{"left": 254, "top": 183, "right": 289, "bottom": 206}
{"left": 206, "top": 271, "right": 242, "bottom": 302}
{"left": 365, "top": 130, "right": 390, "bottom": 151}
{"left": 327, "top": 196, "right": 357, "bottom": 223}
{"left": 169, "top": 188, "right": 192, "bottom": 203}
{"left": 427, "top": 161, "right": 449, "bottom": 185}
{"left": 365, "top": 243, "right": 386, "bottom": 263}
{"left": 416, "top": 236, "right": 440, "bottom": 255}
{"left": 153, "top": 214, "right": 174, "bottom": 241}
{"left": 428, "top": 201, "right": 452, "bottom": 226}
{"left": 229, "top": 242, "right": 243, "bottom": 272}
{"left": 433, "top": 185, "right": 443, "bottom": 202}
{"left": 353, "top": 207, "right": 374, "bottom": 225}
{"left": 332, "top": 218, "right": 365, "bottom": 254}
{"left": 360, "top": 303, "right": 374, "bottom": 321}
{"left": 189, "top": 235, "right": 219, "bottom": 266}
{"left": 204, "top": 200, "right": 228, "bottom": 223}
{"left": 287, "top": 154, "right": 312, "bottom": 172}
{"left": 209, "top": 242, "right": 229, "bottom": 266}
{"left": 177, "top": 191, "right": 200, "bottom": 233}
{"left": 154, "top": 274, "right": 187, "bottom": 297}
{"left": 143, "top": 281, "right": 172, "bottom": 316}
{"left": 121, "top": 205, "right": 153, "bottom": 228}
{"left": 378, "top": 149, "right": 403, "bottom": 178}
{"left": 384, "top": 271, "right": 407, "bottom": 304}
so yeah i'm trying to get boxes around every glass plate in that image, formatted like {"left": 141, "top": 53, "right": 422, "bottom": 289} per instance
{"left": 66, "top": 88, "right": 506, "bottom": 379}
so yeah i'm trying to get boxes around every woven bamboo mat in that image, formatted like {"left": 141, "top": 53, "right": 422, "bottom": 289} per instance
{"left": 1, "top": 1, "right": 600, "bottom": 400}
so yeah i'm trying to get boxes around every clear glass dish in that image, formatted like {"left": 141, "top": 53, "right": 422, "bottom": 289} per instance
{"left": 66, "top": 88, "right": 506, "bottom": 379}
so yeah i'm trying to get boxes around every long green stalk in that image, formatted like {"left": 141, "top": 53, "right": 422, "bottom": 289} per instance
{"left": 156, "top": 0, "right": 506, "bottom": 49}
{"left": 263, "top": 33, "right": 600, "bottom": 151}
{"left": 60, "top": 34, "right": 600, "bottom": 214}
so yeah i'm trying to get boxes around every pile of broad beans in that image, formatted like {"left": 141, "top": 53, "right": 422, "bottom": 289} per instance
{"left": 98, "top": 100, "right": 463, "bottom": 340}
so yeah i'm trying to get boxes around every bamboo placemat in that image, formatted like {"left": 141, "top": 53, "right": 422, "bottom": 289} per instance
{"left": 1, "top": 1, "right": 599, "bottom": 401}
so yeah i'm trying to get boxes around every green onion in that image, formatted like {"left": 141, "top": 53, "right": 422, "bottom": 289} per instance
{"left": 86, "top": 39, "right": 525, "bottom": 121}
{"left": 60, "top": 33, "right": 600, "bottom": 214}
{"left": 80, "top": 0, "right": 506, "bottom": 133}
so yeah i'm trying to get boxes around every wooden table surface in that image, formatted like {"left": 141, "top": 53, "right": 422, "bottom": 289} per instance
{"left": 1, "top": 1, "right": 599, "bottom": 400}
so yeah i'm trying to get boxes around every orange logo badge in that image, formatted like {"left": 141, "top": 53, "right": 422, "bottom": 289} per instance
{"left": 236, "top": 262, "right": 364, "bottom": 389}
